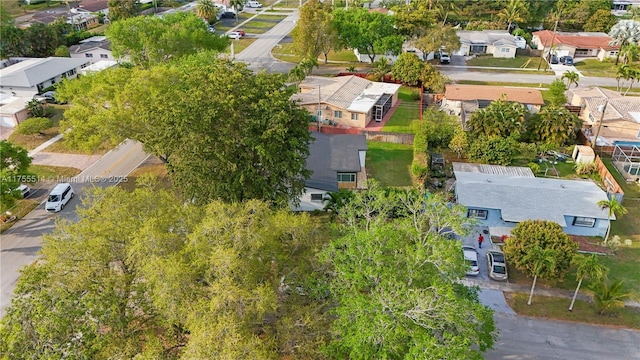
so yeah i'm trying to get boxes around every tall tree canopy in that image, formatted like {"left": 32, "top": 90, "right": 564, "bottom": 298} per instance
{"left": 0, "top": 140, "right": 33, "bottom": 211}
{"left": 413, "top": 25, "right": 461, "bottom": 58}
{"left": 0, "top": 185, "right": 330, "bottom": 358}
{"left": 527, "top": 106, "right": 582, "bottom": 146}
{"left": 332, "top": 8, "right": 404, "bottom": 63}
{"left": 108, "top": 0, "right": 141, "bottom": 22}
{"left": 291, "top": 0, "right": 338, "bottom": 64}
{"left": 57, "top": 53, "right": 312, "bottom": 207}
{"left": 391, "top": 0, "right": 434, "bottom": 38}
{"left": 106, "top": 12, "right": 229, "bottom": 68}
{"left": 465, "top": 98, "right": 529, "bottom": 139}
{"left": 321, "top": 185, "right": 496, "bottom": 359}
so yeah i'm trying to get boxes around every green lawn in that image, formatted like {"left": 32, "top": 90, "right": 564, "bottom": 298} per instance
{"left": 505, "top": 293, "right": 640, "bottom": 329}
{"left": 366, "top": 141, "right": 413, "bottom": 187}
{"left": 29, "top": 165, "right": 81, "bottom": 179}
{"left": 0, "top": 199, "right": 39, "bottom": 233}
{"left": 8, "top": 106, "right": 65, "bottom": 150}
{"left": 225, "top": 38, "right": 257, "bottom": 54}
{"left": 382, "top": 87, "right": 421, "bottom": 134}
{"left": 272, "top": 0, "right": 303, "bottom": 8}
{"left": 254, "top": 14, "right": 287, "bottom": 21}
{"left": 465, "top": 55, "right": 542, "bottom": 69}
{"left": 574, "top": 59, "right": 618, "bottom": 77}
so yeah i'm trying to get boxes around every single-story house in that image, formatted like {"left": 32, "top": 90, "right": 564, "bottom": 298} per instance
{"left": 532, "top": 30, "right": 619, "bottom": 61}
{"left": 0, "top": 93, "right": 33, "bottom": 128}
{"left": 453, "top": 162, "right": 613, "bottom": 237}
{"left": 67, "top": 10, "right": 100, "bottom": 31}
{"left": 569, "top": 87, "right": 640, "bottom": 146}
{"left": 291, "top": 75, "right": 401, "bottom": 128}
{"left": 69, "top": 36, "right": 115, "bottom": 64}
{"left": 456, "top": 30, "right": 525, "bottom": 59}
{"left": 79, "top": 60, "right": 119, "bottom": 76}
{"left": 292, "top": 132, "right": 368, "bottom": 211}
{"left": 443, "top": 84, "right": 544, "bottom": 124}
{"left": 0, "top": 57, "right": 90, "bottom": 97}
{"left": 78, "top": 0, "right": 109, "bottom": 15}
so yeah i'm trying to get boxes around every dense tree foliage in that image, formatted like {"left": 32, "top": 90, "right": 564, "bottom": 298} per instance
{"left": 321, "top": 186, "right": 495, "bottom": 358}
{"left": 467, "top": 135, "right": 518, "bottom": 165}
{"left": 57, "top": 53, "right": 312, "bottom": 207}
{"left": 108, "top": 0, "right": 141, "bottom": 21}
{"left": 106, "top": 12, "right": 228, "bottom": 68}
{"left": 391, "top": 52, "right": 426, "bottom": 86}
{"left": 422, "top": 107, "right": 458, "bottom": 150}
{"left": 584, "top": 9, "right": 618, "bottom": 33}
{"left": 0, "top": 141, "right": 32, "bottom": 211}
{"left": 466, "top": 99, "right": 529, "bottom": 139}
{"left": 391, "top": 0, "right": 434, "bottom": 38}
{"left": 291, "top": 0, "right": 338, "bottom": 64}
{"left": 196, "top": 0, "right": 219, "bottom": 24}
{"left": 503, "top": 220, "right": 578, "bottom": 280}
{"left": 332, "top": 8, "right": 404, "bottom": 63}
{"left": 0, "top": 185, "right": 331, "bottom": 358}
{"left": 527, "top": 106, "right": 582, "bottom": 146}
{"left": 14, "top": 117, "right": 53, "bottom": 135}
{"left": 413, "top": 25, "right": 460, "bottom": 57}
{"left": 547, "top": 79, "right": 568, "bottom": 107}
{"left": 609, "top": 20, "right": 640, "bottom": 65}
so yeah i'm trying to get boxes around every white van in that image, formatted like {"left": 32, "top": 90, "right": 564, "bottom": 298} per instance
{"left": 45, "top": 183, "right": 74, "bottom": 212}
{"left": 246, "top": 1, "right": 262, "bottom": 8}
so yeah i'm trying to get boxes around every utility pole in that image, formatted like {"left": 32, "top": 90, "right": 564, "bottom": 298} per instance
{"left": 317, "top": 85, "right": 322, "bottom": 132}
{"left": 592, "top": 100, "right": 608, "bottom": 150}
{"left": 544, "top": 12, "right": 560, "bottom": 72}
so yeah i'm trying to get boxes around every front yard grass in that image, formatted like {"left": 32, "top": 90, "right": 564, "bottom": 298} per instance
{"left": 225, "top": 38, "right": 257, "bottom": 54}
{"left": 0, "top": 200, "right": 39, "bottom": 234}
{"left": 574, "top": 59, "right": 618, "bottom": 77}
{"left": 8, "top": 106, "right": 65, "bottom": 150}
{"left": 465, "top": 55, "right": 542, "bottom": 69}
{"left": 382, "top": 87, "right": 421, "bottom": 134}
{"left": 366, "top": 141, "right": 413, "bottom": 187}
{"left": 118, "top": 163, "right": 172, "bottom": 192}
{"left": 29, "top": 164, "right": 81, "bottom": 179}
{"left": 505, "top": 292, "right": 640, "bottom": 329}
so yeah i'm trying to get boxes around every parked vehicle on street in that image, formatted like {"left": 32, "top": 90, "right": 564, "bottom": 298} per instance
{"left": 439, "top": 52, "right": 450, "bottom": 64}
{"left": 487, "top": 250, "right": 508, "bottom": 281}
{"left": 246, "top": 1, "right": 262, "bottom": 8}
{"left": 45, "top": 183, "right": 74, "bottom": 212}
{"left": 463, "top": 246, "right": 480, "bottom": 276}
{"left": 227, "top": 31, "right": 243, "bottom": 40}
{"left": 16, "top": 184, "right": 31, "bottom": 198}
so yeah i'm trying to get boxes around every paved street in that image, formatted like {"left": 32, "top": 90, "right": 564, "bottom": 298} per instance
{"left": 0, "top": 140, "right": 149, "bottom": 316}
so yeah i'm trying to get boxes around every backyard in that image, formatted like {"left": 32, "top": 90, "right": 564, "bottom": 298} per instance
{"left": 382, "top": 87, "right": 421, "bottom": 134}
{"left": 365, "top": 141, "right": 413, "bottom": 187}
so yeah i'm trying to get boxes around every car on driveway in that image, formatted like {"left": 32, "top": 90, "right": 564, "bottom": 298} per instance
{"left": 550, "top": 54, "right": 559, "bottom": 64}
{"left": 463, "top": 246, "right": 480, "bottom": 276}
{"left": 227, "top": 31, "right": 243, "bottom": 40}
{"left": 439, "top": 52, "right": 450, "bottom": 64}
{"left": 487, "top": 250, "right": 508, "bottom": 281}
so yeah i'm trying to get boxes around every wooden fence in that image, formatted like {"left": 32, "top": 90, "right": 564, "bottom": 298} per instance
{"left": 594, "top": 155, "right": 625, "bottom": 203}
{"left": 309, "top": 126, "right": 414, "bottom": 144}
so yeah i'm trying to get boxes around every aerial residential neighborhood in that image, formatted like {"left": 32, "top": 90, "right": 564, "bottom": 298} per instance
{"left": 1, "top": 0, "right": 640, "bottom": 359}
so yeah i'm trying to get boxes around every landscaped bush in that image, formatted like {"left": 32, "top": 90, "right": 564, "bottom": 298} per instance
{"left": 15, "top": 117, "right": 52, "bottom": 135}
{"left": 411, "top": 125, "right": 429, "bottom": 183}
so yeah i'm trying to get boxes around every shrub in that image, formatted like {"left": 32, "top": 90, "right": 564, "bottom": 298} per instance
{"left": 410, "top": 90, "right": 421, "bottom": 100}
{"left": 15, "top": 117, "right": 53, "bottom": 135}
{"left": 575, "top": 161, "right": 596, "bottom": 175}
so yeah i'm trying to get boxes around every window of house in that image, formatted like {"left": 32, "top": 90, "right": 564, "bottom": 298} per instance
{"left": 501, "top": 47, "right": 509, "bottom": 53}
{"left": 100, "top": 54, "right": 108, "bottom": 59}
{"left": 85, "top": 53, "right": 93, "bottom": 58}
{"left": 310, "top": 193, "right": 324, "bottom": 201}
{"left": 467, "top": 209, "right": 488, "bottom": 220}
{"left": 573, "top": 217, "right": 595, "bottom": 227}
{"left": 337, "top": 173, "right": 356, "bottom": 182}
{"left": 334, "top": 110, "right": 342, "bottom": 118}
{"left": 610, "top": 51, "right": 617, "bottom": 56}
{"left": 351, "top": 113, "right": 358, "bottom": 121}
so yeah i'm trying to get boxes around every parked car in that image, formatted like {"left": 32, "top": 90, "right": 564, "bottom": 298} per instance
{"left": 564, "top": 56, "right": 573, "bottom": 65}
{"left": 16, "top": 184, "right": 31, "bottom": 198}
{"left": 246, "top": 1, "right": 262, "bottom": 8}
{"left": 207, "top": 25, "right": 215, "bottom": 32}
{"left": 439, "top": 52, "right": 450, "bottom": 64}
{"left": 463, "top": 246, "right": 480, "bottom": 276}
{"left": 236, "top": 29, "right": 245, "bottom": 36}
{"left": 41, "top": 91, "right": 58, "bottom": 103}
{"left": 487, "top": 250, "right": 508, "bottom": 281}
{"left": 227, "top": 31, "right": 243, "bottom": 40}
{"left": 550, "top": 54, "right": 559, "bottom": 64}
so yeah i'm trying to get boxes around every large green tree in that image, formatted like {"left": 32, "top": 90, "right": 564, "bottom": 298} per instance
{"left": 0, "top": 185, "right": 330, "bottom": 358}
{"left": 0, "top": 12, "right": 25, "bottom": 58}
{"left": 106, "top": 12, "right": 228, "bottom": 68}
{"left": 196, "top": 0, "right": 219, "bottom": 24}
{"left": 413, "top": 25, "right": 460, "bottom": 58}
{"left": 0, "top": 141, "right": 33, "bottom": 211}
{"left": 467, "top": 135, "right": 518, "bottom": 166}
{"left": 527, "top": 106, "right": 582, "bottom": 146}
{"left": 391, "top": 0, "right": 434, "bottom": 38}
{"left": 108, "top": 0, "right": 141, "bottom": 22}
{"left": 57, "top": 54, "right": 311, "bottom": 207}
{"left": 392, "top": 52, "right": 426, "bottom": 86}
{"left": 547, "top": 78, "right": 568, "bottom": 107}
{"left": 503, "top": 220, "right": 579, "bottom": 282}
{"left": 466, "top": 99, "right": 529, "bottom": 139}
{"left": 321, "top": 185, "right": 496, "bottom": 359}
{"left": 291, "top": 0, "right": 338, "bottom": 64}
{"left": 332, "top": 7, "right": 404, "bottom": 63}
{"left": 584, "top": 9, "right": 618, "bottom": 33}
{"left": 498, "top": 0, "right": 529, "bottom": 31}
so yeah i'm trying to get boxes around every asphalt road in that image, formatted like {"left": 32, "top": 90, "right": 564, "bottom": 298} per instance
{"left": 0, "top": 140, "right": 149, "bottom": 316}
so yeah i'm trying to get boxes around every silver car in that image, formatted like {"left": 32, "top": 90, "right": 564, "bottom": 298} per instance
{"left": 487, "top": 250, "right": 508, "bottom": 281}
{"left": 463, "top": 246, "right": 479, "bottom": 276}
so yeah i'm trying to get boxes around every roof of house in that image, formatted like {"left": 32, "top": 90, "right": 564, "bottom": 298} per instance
{"left": 452, "top": 162, "right": 535, "bottom": 177}
{"left": 457, "top": 30, "right": 518, "bottom": 47}
{"left": 80, "top": 60, "right": 118, "bottom": 75}
{"left": 454, "top": 171, "right": 611, "bottom": 226}
{"left": 69, "top": 38, "right": 112, "bottom": 54}
{"left": 306, "top": 132, "right": 367, "bottom": 191}
{"left": 0, "top": 57, "right": 90, "bottom": 88}
{"left": 533, "top": 30, "right": 619, "bottom": 50}
{"left": 292, "top": 76, "right": 401, "bottom": 113}
{"left": 445, "top": 84, "right": 544, "bottom": 105}
{"left": 570, "top": 86, "right": 640, "bottom": 123}
{"left": 79, "top": 0, "right": 109, "bottom": 12}
{"left": 0, "top": 95, "right": 31, "bottom": 116}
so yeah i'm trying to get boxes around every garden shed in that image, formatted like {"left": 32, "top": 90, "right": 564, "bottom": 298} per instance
{"left": 572, "top": 145, "right": 595, "bottom": 164}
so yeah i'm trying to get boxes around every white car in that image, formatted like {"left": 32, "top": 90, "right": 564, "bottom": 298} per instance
{"left": 16, "top": 184, "right": 31, "bottom": 198}
{"left": 439, "top": 52, "right": 450, "bottom": 64}
{"left": 463, "top": 246, "right": 479, "bottom": 276}
{"left": 487, "top": 250, "right": 508, "bottom": 281}
{"left": 246, "top": 1, "right": 262, "bottom": 8}
{"left": 227, "top": 31, "right": 243, "bottom": 40}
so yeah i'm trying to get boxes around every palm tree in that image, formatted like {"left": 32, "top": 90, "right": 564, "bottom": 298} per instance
{"left": 569, "top": 254, "right": 608, "bottom": 311}
{"left": 196, "top": 0, "right": 218, "bottom": 24}
{"left": 524, "top": 246, "right": 557, "bottom": 305}
{"left": 623, "top": 67, "right": 640, "bottom": 95}
{"left": 434, "top": 1, "right": 460, "bottom": 26}
{"left": 561, "top": 71, "right": 579, "bottom": 89}
{"left": 616, "top": 64, "right": 631, "bottom": 92}
{"left": 498, "top": 0, "right": 529, "bottom": 32}
{"left": 299, "top": 58, "right": 318, "bottom": 75}
{"left": 594, "top": 278, "right": 631, "bottom": 315}
{"left": 230, "top": 0, "right": 246, "bottom": 23}
{"left": 608, "top": 20, "right": 640, "bottom": 65}
{"left": 369, "top": 57, "right": 392, "bottom": 82}
{"left": 287, "top": 65, "right": 306, "bottom": 88}
{"left": 597, "top": 197, "right": 628, "bottom": 244}
{"left": 620, "top": 43, "right": 640, "bottom": 65}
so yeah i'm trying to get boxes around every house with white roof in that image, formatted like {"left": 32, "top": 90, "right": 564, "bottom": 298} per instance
{"left": 291, "top": 75, "right": 401, "bottom": 128}
{"left": 0, "top": 57, "right": 90, "bottom": 97}
{"left": 569, "top": 87, "right": 640, "bottom": 146}
{"left": 0, "top": 93, "right": 32, "bottom": 128}
{"left": 453, "top": 162, "right": 613, "bottom": 237}
{"left": 69, "top": 36, "right": 116, "bottom": 64}
{"left": 456, "top": 30, "right": 525, "bottom": 59}
{"left": 292, "top": 132, "right": 368, "bottom": 211}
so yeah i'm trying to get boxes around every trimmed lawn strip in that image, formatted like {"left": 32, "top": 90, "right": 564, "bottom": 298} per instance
{"left": 383, "top": 87, "right": 421, "bottom": 134}
{"left": 574, "top": 59, "right": 617, "bottom": 77}
{"left": 254, "top": 14, "right": 287, "bottom": 21}
{"left": 43, "top": 140, "right": 108, "bottom": 155}
{"left": 0, "top": 200, "right": 39, "bottom": 233}
{"left": 118, "top": 164, "right": 172, "bottom": 192}
{"left": 264, "top": 9, "right": 293, "bottom": 12}
{"left": 366, "top": 141, "right": 413, "bottom": 187}
{"left": 505, "top": 292, "right": 640, "bottom": 329}
{"left": 465, "top": 55, "right": 542, "bottom": 69}
{"left": 272, "top": 42, "right": 362, "bottom": 65}
{"left": 272, "top": 1, "right": 302, "bottom": 8}
{"left": 30, "top": 165, "right": 81, "bottom": 179}
{"left": 225, "top": 38, "right": 257, "bottom": 53}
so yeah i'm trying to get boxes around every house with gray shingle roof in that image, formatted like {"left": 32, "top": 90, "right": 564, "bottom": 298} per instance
{"left": 453, "top": 163, "right": 612, "bottom": 237}
{"left": 292, "top": 132, "right": 368, "bottom": 211}
{"left": 69, "top": 36, "right": 116, "bottom": 64}
{"left": 456, "top": 30, "right": 525, "bottom": 59}
{"left": 291, "top": 75, "right": 401, "bottom": 128}
{"left": 569, "top": 87, "right": 640, "bottom": 146}
{"left": 0, "top": 57, "right": 90, "bottom": 97}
